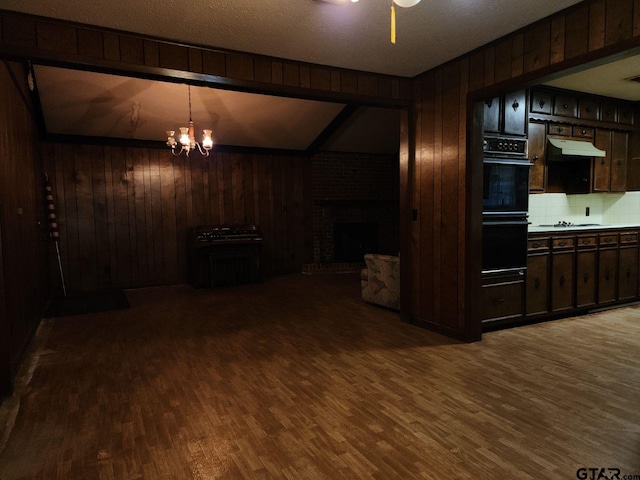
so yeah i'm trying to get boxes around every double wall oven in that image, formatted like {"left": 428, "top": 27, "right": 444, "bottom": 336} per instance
{"left": 482, "top": 136, "right": 530, "bottom": 273}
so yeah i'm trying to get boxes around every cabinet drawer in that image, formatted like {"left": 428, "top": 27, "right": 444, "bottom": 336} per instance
{"left": 578, "top": 99, "right": 599, "bottom": 121}
{"left": 548, "top": 123, "right": 571, "bottom": 136}
{"left": 482, "top": 281, "right": 524, "bottom": 321}
{"left": 572, "top": 126, "right": 594, "bottom": 139}
{"left": 528, "top": 238, "right": 550, "bottom": 251}
{"left": 599, "top": 234, "right": 618, "bottom": 246}
{"left": 576, "top": 235, "right": 597, "bottom": 249}
{"left": 552, "top": 237, "right": 575, "bottom": 250}
{"left": 620, "top": 232, "right": 638, "bottom": 244}
{"left": 553, "top": 95, "right": 578, "bottom": 117}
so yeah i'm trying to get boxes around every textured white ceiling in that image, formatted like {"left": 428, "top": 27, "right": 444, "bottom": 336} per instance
{"left": 1, "top": 0, "right": 583, "bottom": 77}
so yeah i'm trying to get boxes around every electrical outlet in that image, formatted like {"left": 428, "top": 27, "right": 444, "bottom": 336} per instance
{"left": 586, "top": 206, "right": 590, "bottom": 217}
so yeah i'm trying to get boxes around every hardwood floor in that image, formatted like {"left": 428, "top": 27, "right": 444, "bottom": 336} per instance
{"left": 1, "top": 273, "right": 639, "bottom": 479}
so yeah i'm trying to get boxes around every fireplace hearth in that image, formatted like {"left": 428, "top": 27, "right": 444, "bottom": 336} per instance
{"left": 333, "top": 222, "right": 378, "bottom": 263}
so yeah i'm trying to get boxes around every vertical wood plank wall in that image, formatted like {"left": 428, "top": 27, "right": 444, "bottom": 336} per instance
{"left": 408, "top": 0, "right": 640, "bottom": 340}
{"left": 42, "top": 145, "right": 313, "bottom": 292}
{"left": 0, "top": 61, "right": 49, "bottom": 394}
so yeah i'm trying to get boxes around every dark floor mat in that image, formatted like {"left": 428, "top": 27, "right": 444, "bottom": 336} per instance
{"left": 44, "top": 290, "right": 130, "bottom": 318}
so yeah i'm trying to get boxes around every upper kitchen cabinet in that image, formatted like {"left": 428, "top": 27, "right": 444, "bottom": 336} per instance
{"left": 528, "top": 122, "right": 546, "bottom": 192}
{"left": 593, "top": 130, "right": 628, "bottom": 193}
{"left": 483, "top": 90, "right": 527, "bottom": 136}
{"left": 529, "top": 87, "right": 636, "bottom": 128}
{"left": 503, "top": 90, "right": 527, "bottom": 136}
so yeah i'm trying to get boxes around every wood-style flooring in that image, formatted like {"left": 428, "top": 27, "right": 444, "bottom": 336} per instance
{"left": 1, "top": 273, "right": 639, "bottom": 479}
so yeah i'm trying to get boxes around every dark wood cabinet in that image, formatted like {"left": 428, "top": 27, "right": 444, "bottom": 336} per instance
{"left": 482, "top": 270, "right": 524, "bottom": 325}
{"left": 578, "top": 98, "right": 599, "bottom": 121}
{"left": 526, "top": 238, "right": 550, "bottom": 316}
{"left": 483, "top": 96, "right": 501, "bottom": 133}
{"left": 528, "top": 122, "right": 546, "bottom": 192}
{"left": 610, "top": 131, "right": 628, "bottom": 192}
{"left": 598, "top": 234, "right": 618, "bottom": 305}
{"left": 503, "top": 90, "right": 527, "bottom": 136}
{"left": 525, "top": 228, "right": 640, "bottom": 326}
{"left": 575, "top": 235, "right": 597, "bottom": 309}
{"left": 618, "top": 232, "right": 638, "bottom": 301}
{"left": 530, "top": 90, "right": 552, "bottom": 115}
{"left": 553, "top": 94, "right": 578, "bottom": 118}
{"left": 484, "top": 90, "right": 527, "bottom": 136}
{"left": 550, "top": 236, "right": 575, "bottom": 313}
{"left": 593, "top": 130, "right": 612, "bottom": 192}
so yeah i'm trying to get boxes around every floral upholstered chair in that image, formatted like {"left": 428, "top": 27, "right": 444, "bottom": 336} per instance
{"left": 360, "top": 254, "right": 400, "bottom": 311}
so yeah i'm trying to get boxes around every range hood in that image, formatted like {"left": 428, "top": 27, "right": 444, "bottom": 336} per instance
{"left": 547, "top": 138, "right": 606, "bottom": 161}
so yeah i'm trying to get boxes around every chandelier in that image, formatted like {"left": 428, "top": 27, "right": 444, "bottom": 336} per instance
{"left": 166, "top": 85, "right": 214, "bottom": 157}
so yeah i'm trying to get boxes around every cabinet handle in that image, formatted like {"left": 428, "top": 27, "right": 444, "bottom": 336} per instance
{"left": 493, "top": 297, "right": 505, "bottom": 306}
{"left": 534, "top": 278, "right": 540, "bottom": 289}
{"left": 581, "top": 129, "right": 587, "bottom": 135}
{"left": 557, "top": 127, "right": 563, "bottom": 133}
{"left": 539, "top": 99, "right": 546, "bottom": 108}
{"left": 512, "top": 100, "right": 519, "bottom": 111}
{"left": 583, "top": 273, "right": 590, "bottom": 283}
{"left": 532, "top": 243, "right": 540, "bottom": 248}
{"left": 627, "top": 267, "right": 632, "bottom": 278}
{"left": 582, "top": 239, "right": 591, "bottom": 245}
{"left": 617, "top": 159, "right": 623, "bottom": 166}
{"left": 485, "top": 99, "right": 493, "bottom": 108}
{"left": 558, "top": 241, "right": 568, "bottom": 246}
{"left": 585, "top": 107, "right": 591, "bottom": 113}
{"left": 604, "top": 269, "right": 610, "bottom": 281}
{"left": 532, "top": 154, "right": 539, "bottom": 163}
{"left": 601, "top": 159, "right": 606, "bottom": 165}
{"left": 559, "top": 275, "right": 565, "bottom": 286}
{"left": 563, "top": 103, "right": 569, "bottom": 109}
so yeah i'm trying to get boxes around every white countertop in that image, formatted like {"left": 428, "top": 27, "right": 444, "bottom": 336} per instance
{"left": 529, "top": 224, "right": 640, "bottom": 233}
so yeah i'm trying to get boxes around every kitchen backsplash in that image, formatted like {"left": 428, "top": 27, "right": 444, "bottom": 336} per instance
{"left": 528, "top": 192, "right": 640, "bottom": 226}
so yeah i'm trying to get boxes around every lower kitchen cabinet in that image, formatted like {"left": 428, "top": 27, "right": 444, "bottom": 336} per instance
{"left": 482, "top": 270, "right": 524, "bottom": 326}
{"left": 598, "top": 234, "right": 618, "bottom": 305}
{"left": 550, "top": 237, "right": 575, "bottom": 313}
{"left": 520, "top": 227, "right": 640, "bottom": 329}
{"left": 618, "top": 232, "right": 638, "bottom": 301}
{"left": 575, "top": 235, "right": 597, "bottom": 309}
{"left": 526, "top": 238, "right": 550, "bottom": 316}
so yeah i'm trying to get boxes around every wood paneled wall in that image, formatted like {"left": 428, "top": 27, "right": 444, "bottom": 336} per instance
{"left": 0, "top": 9, "right": 409, "bottom": 105}
{"left": 42, "top": 144, "right": 313, "bottom": 292}
{"left": 0, "top": 61, "right": 49, "bottom": 396}
{"left": 407, "top": 0, "right": 640, "bottom": 340}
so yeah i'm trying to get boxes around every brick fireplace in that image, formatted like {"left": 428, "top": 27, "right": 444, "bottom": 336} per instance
{"left": 309, "top": 152, "right": 399, "bottom": 270}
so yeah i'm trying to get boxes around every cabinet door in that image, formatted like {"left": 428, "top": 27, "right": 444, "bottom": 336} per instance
{"left": 593, "top": 130, "right": 612, "bottom": 192}
{"left": 483, "top": 97, "right": 501, "bottom": 133}
{"left": 598, "top": 248, "right": 618, "bottom": 304}
{"left": 610, "top": 131, "right": 628, "bottom": 192}
{"left": 551, "top": 252, "right": 574, "bottom": 312}
{"left": 578, "top": 98, "right": 599, "bottom": 121}
{"left": 601, "top": 102, "right": 617, "bottom": 123}
{"left": 618, "top": 246, "right": 638, "bottom": 301}
{"left": 618, "top": 105, "right": 634, "bottom": 125}
{"left": 530, "top": 90, "right": 552, "bottom": 114}
{"left": 528, "top": 122, "right": 546, "bottom": 192}
{"left": 503, "top": 90, "right": 526, "bottom": 136}
{"left": 576, "top": 250, "right": 597, "bottom": 308}
{"left": 553, "top": 94, "right": 578, "bottom": 118}
{"left": 526, "top": 253, "right": 549, "bottom": 316}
